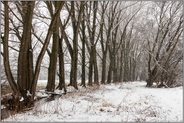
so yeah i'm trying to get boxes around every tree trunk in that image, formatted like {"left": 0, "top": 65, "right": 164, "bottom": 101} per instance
{"left": 112, "top": 55, "right": 117, "bottom": 83}
{"left": 2, "top": 1, "right": 18, "bottom": 93}
{"left": 94, "top": 48, "right": 99, "bottom": 85}
{"left": 87, "top": 1, "right": 98, "bottom": 86}
{"left": 69, "top": 1, "right": 84, "bottom": 90}
{"left": 46, "top": 2, "right": 60, "bottom": 92}
{"left": 146, "top": 48, "right": 153, "bottom": 87}
{"left": 81, "top": 8, "right": 86, "bottom": 87}
{"left": 73, "top": 34, "right": 78, "bottom": 89}
{"left": 28, "top": 41, "right": 34, "bottom": 91}
{"left": 123, "top": 49, "right": 129, "bottom": 82}
{"left": 119, "top": 48, "right": 124, "bottom": 82}
{"left": 88, "top": 49, "right": 93, "bottom": 86}
{"left": 69, "top": 25, "right": 79, "bottom": 90}
{"left": 101, "top": 52, "right": 107, "bottom": 84}
{"left": 57, "top": 38, "right": 66, "bottom": 93}
{"left": 107, "top": 55, "right": 113, "bottom": 84}
{"left": 17, "top": 1, "right": 35, "bottom": 101}
{"left": 31, "top": 2, "right": 64, "bottom": 98}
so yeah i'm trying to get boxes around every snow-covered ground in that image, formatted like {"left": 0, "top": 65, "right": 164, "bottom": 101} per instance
{"left": 4, "top": 81, "right": 183, "bottom": 122}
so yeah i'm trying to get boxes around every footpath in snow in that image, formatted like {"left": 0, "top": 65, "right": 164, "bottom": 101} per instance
{"left": 3, "top": 81, "right": 183, "bottom": 122}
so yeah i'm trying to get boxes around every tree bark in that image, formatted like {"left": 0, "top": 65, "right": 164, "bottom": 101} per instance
{"left": 46, "top": 2, "right": 60, "bottom": 92}
{"left": 107, "top": 54, "right": 113, "bottom": 84}
{"left": 31, "top": 2, "right": 64, "bottom": 98}
{"left": 69, "top": 2, "right": 84, "bottom": 89}
{"left": 94, "top": 49, "right": 99, "bottom": 85}
{"left": 17, "top": 1, "right": 35, "bottom": 100}
{"left": 2, "top": 1, "right": 18, "bottom": 93}
{"left": 87, "top": 1, "right": 99, "bottom": 86}
{"left": 81, "top": 6, "right": 86, "bottom": 87}
{"left": 101, "top": 52, "right": 107, "bottom": 84}
{"left": 57, "top": 38, "right": 66, "bottom": 93}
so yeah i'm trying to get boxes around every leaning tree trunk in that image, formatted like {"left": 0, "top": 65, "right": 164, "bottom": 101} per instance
{"left": 2, "top": 1, "right": 18, "bottom": 93}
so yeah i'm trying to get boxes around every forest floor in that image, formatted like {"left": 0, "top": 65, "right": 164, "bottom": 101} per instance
{"left": 2, "top": 81, "right": 183, "bottom": 122}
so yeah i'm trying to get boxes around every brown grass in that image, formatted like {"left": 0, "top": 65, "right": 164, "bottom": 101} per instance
{"left": 1, "top": 84, "right": 12, "bottom": 96}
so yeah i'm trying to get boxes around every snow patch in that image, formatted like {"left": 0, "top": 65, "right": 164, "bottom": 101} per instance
{"left": 19, "top": 97, "right": 24, "bottom": 102}
{"left": 4, "top": 81, "right": 183, "bottom": 122}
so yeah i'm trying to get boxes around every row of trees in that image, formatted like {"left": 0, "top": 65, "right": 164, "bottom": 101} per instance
{"left": 1, "top": 1, "right": 183, "bottom": 109}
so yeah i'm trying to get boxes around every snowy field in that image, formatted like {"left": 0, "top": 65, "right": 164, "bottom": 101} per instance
{"left": 4, "top": 81, "right": 183, "bottom": 122}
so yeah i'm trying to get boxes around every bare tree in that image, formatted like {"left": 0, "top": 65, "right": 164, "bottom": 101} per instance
{"left": 45, "top": 1, "right": 64, "bottom": 92}
{"left": 67, "top": 1, "right": 85, "bottom": 89}
{"left": 145, "top": 1, "right": 183, "bottom": 87}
